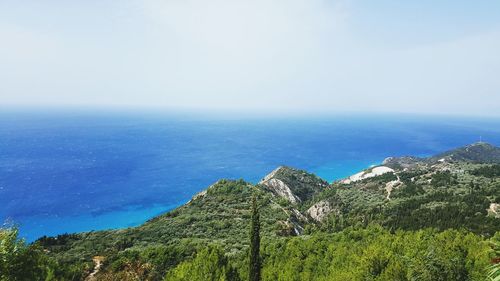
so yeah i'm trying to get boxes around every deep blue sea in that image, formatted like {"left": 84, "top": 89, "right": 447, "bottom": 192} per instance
{"left": 1, "top": 110, "right": 499, "bottom": 241}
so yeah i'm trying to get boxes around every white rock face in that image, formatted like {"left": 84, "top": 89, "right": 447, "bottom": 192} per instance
{"left": 341, "top": 166, "right": 394, "bottom": 184}
{"left": 264, "top": 178, "right": 300, "bottom": 204}
{"left": 260, "top": 166, "right": 302, "bottom": 204}
{"left": 488, "top": 203, "right": 500, "bottom": 218}
{"left": 291, "top": 208, "right": 309, "bottom": 222}
{"left": 260, "top": 166, "right": 283, "bottom": 183}
{"left": 306, "top": 200, "right": 332, "bottom": 222}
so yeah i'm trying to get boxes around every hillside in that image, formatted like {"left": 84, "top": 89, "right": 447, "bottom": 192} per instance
{"left": 4, "top": 142, "right": 499, "bottom": 280}
{"left": 383, "top": 142, "right": 500, "bottom": 168}
{"left": 431, "top": 142, "right": 500, "bottom": 163}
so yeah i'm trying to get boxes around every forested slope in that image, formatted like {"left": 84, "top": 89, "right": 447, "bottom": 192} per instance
{"left": 2, "top": 142, "right": 499, "bottom": 280}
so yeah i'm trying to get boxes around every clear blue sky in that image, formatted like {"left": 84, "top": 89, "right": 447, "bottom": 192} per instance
{"left": 1, "top": 0, "right": 499, "bottom": 116}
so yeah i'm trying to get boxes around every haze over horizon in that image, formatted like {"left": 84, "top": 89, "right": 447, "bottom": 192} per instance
{"left": 1, "top": 0, "right": 500, "bottom": 116}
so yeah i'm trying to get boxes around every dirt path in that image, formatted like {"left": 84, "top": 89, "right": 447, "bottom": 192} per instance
{"left": 385, "top": 175, "right": 401, "bottom": 200}
{"left": 85, "top": 256, "right": 105, "bottom": 281}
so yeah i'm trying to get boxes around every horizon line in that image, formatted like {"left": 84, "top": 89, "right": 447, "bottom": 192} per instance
{"left": 2, "top": 105, "right": 500, "bottom": 120}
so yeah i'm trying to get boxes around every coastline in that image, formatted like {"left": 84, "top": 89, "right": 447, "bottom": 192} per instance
{"left": 18, "top": 160, "right": 381, "bottom": 242}
{"left": 18, "top": 203, "right": 182, "bottom": 242}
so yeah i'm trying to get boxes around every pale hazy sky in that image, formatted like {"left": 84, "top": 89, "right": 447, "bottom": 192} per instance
{"left": 1, "top": 0, "right": 500, "bottom": 116}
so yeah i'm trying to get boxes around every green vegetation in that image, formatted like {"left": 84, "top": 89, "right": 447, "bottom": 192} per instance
{"left": 260, "top": 226, "right": 491, "bottom": 281}
{"left": 431, "top": 142, "right": 500, "bottom": 163}
{"left": 165, "top": 246, "right": 240, "bottom": 281}
{"left": 161, "top": 226, "right": 492, "bottom": 281}
{"left": 488, "top": 234, "right": 500, "bottom": 281}
{"left": 0, "top": 226, "right": 47, "bottom": 281}
{"left": 472, "top": 164, "right": 500, "bottom": 178}
{"left": 431, "top": 170, "right": 458, "bottom": 187}
{"left": 3, "top": 143, "right": 500, "bottom": 280}
{"left": 260, "top": 166, "right": 328, "bottom": 202}
{"left": 383, "top": 191, "right": 499, "bottom": 235}
{"left": 0, "top": 226, "right": 88, "bottom": 281}
{"left": 249, "top": 196, "right": 261, "bottom": 281}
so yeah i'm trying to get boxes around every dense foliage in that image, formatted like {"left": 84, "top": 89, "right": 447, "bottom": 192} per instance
{"left": 260, "top": 226, "right": 491, "bottom": 281}
{"left": 0, "top": 227, "right": 47, "bottom": 281}
{"left": 162, "top": 226, "right": 493, "bottom": 281}
{"left": 489, "top": 234, "right": 500, "bottom": 281}
{"left": 472, "top": 164, "right": 500, "bottom": 178}
{"left": 249, "top": 196, "right": 261, "bottom": 281}
{"left": 165, "top": 245, "right": 240, "bottom": 281}
{"left": 0, "top": 227, "right": 88, "bottom": 281}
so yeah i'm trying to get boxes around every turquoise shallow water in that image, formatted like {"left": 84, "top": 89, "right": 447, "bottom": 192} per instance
{"left": 1, "top": 111, "right": 499, "bottom": 241}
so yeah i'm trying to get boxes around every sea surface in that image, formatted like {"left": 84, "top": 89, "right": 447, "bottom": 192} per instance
{"left": 1, "top": 110, "right": 499, "bottom": 241}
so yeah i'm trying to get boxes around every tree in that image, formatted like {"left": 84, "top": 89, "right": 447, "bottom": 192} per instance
{"left": 164, "top": 245, "right": 239, "bottom": 281}
{"left": 0, "top": 226, "right": 50, "bottom": 281}
{"left": 249, "top": 195, "right": 261, "bottom": 281}
{"left": 488, "top": 234, "right": 500, "bottom": 281}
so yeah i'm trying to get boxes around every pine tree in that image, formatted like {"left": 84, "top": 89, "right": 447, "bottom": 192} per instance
{"left": 249, "top": 195, "right": 261, "bottom": 281}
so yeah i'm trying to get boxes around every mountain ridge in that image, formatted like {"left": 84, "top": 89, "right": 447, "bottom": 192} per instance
{"left": 383, "top": 141, "right": 500, "bottom": 169}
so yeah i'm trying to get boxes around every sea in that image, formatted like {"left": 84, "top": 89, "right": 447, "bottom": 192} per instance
{"left": 1, "top": 110, "right": 499, "bottom": 242}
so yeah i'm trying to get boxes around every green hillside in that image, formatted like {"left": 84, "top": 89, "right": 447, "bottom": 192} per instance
{"left": 2, "top": 143, "right": 499, "bottom": 280}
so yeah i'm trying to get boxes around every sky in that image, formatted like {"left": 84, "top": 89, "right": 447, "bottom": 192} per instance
{"left": 1, "top": 0, "right": 500, "bottom": 116}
